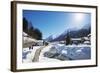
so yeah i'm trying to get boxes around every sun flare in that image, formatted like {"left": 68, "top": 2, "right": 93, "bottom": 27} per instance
{"left": 74, "top": 13, "right": 84, "bottom": 22}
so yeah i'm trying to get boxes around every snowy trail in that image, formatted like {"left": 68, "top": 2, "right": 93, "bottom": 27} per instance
{"left": 32, "top": 46, "right": 47, "bottom": 62}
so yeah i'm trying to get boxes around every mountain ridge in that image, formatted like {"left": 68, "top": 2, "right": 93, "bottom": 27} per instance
{"left": 45, "top": 24, "right": 91, "bottom": 42}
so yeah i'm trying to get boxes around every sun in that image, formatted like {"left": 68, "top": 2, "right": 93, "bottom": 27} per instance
{"left": 74, "top": 13, "right": 84, "bottom": 22}
{"left": 70, "top": 13, "right": 85, "bottom": 29}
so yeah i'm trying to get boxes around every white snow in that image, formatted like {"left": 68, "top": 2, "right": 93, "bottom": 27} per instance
{"left": 23, "top": 32, "right": 28, "bottom": 36}
{"left": 23, "top": 32, "right": 37, "bottom": 44}
{"left": 39, "top": 45, "right": 60, "bottom": 62}
{"left": 23, "top": 42, "right": 91, "bottom": 63}
{"left": 22, "top": 46, "right": 42, "bottom": 63}
{"left": 61, "top": 50, "right": 68, "bottom": 54}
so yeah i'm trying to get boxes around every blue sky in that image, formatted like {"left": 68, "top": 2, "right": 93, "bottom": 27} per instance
{"left": 23, "top": 10, "right": 91, "bottom": 39}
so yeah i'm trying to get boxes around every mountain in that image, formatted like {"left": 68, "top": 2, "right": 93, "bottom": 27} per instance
{"left": 45, "top": 34, "right": 62, "bottom": 42}
{"left": 45, "top": 35, "right": 54, "bottom": 42}
{"left": 49, "top": 24, "right": 91, "bottom": 42}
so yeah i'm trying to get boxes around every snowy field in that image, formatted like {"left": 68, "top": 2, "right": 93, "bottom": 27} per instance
{"left": 22, "top": 43, "right": 91, "bottom": 63}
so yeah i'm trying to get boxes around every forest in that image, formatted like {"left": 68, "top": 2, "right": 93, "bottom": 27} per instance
{"left": 23, "top": 17, "right": 42, "bottom": 40}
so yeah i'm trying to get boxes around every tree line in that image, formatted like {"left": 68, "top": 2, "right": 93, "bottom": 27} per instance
{"left": 23, "top": 17, "right": 42, "bottom": 40}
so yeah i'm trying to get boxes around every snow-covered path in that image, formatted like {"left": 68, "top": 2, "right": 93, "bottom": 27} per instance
{"left": 23, "top": 46, "right": 42, "bottom": 63}
{"left": 32, "top": 46, "right": 46, "bottom": 62}
{"left": 39, "top": 44, "right": 61, "bottom": 62}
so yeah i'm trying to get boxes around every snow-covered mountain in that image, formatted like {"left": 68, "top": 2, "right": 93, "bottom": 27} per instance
{"left": 45, "top": 34, "right": 59, "bottom": 42}
{"left": 45, "top": 24, "right": 91, "bottom": 42}
{"left": 45, "top": 35, "right": 54, "bottom": 42}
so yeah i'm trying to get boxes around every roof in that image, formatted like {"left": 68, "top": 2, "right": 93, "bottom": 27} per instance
{"left": 71, "top": 38, "right": 82, "bottom": 41}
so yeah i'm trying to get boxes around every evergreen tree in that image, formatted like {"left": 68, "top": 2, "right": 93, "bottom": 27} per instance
{"left": 23, "top": 17, "right": 28, "bottom": 33}
{"left": 23, "top": 17, "right": 42, "bottom": 40}
{"left": 65, "top": 32, "right": 71, "bottom": 45}
{"left": 34, "top": 28, "right": 42, "bottom": 40}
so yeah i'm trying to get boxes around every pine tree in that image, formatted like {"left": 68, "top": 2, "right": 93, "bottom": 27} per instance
{"left": 23, "top": 17, "right": 28, "bottom": 33}
{"left": 65, "top": 32, "right": 71, "bottom": 45}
